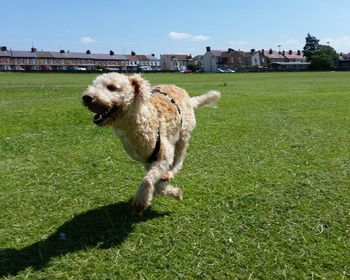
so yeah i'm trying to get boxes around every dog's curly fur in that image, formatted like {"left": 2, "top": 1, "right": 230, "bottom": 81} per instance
{"left": 82, "top": 73, "right": 220, "bottom": 213}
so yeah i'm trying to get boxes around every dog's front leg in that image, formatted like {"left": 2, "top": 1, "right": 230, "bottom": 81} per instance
{"left": 132, "top": 160, "right": 170, "bottom": 214}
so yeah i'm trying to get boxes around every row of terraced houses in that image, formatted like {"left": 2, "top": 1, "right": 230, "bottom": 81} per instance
{"left": 1, "top": 45, "right": 350, "bottom": 72}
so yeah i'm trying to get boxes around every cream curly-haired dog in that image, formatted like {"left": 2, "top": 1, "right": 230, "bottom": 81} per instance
{"left": 82, "top": 73, "right": 220, "bottom": 213}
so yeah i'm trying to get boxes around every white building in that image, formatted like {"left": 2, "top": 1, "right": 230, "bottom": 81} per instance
{"left": 203, "top": 47, "right": 223, "bottom": 72}
{"left": 160, "top": 54, "right": 191, "bottom": 71}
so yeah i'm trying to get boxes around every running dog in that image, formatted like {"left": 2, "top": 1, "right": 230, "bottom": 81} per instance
{"left": 82, "top": 73, "right": 220, "bottom": 213}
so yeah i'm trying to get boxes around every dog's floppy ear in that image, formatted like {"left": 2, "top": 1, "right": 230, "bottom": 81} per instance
{"left": 129, "top": 74, "right": 151, "bottom": 100}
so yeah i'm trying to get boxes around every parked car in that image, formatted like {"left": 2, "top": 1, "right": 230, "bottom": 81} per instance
{"left": 217, "top": 67, "right": 235, "bottom": 73}
{"left": 76, "top": 67, "right": 87, "bottom": 71}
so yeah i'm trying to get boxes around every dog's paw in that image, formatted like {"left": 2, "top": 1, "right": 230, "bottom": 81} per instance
{"left": 161, "top": 171, "right": 174, "bottom": 181}
{"left": 132, "top": 180, "right": 153, "bottom": 214}
{"left": 176, "top": 188, "right": 183, "bottom": 201}
{"left": 132, "top": 202, "right": 146, "bottom": 215}
{"left": 170, "top": 186, "right": 183, "bottom": 201}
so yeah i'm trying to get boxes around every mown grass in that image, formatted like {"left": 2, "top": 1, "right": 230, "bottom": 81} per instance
{"left": 0, "top": 72, "right": 349, "bottom": 279}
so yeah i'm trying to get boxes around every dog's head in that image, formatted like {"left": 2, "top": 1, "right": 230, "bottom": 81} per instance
{"left": 82, "top": 73, "right": 150, "bottom": 126}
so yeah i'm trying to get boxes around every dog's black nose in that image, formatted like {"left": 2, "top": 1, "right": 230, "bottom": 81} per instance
{"left": 82, "top": 95, "right": 93, "bottom": 105}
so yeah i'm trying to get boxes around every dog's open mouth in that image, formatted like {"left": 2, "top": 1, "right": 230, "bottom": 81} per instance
{"left": 93, "top": 107, "right": 118, "bottom": 125}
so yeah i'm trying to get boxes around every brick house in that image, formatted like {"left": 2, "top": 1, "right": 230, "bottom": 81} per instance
{"left": 222, "top": 48, "right": 246, "bottom": 68}
{"left": 11, "top": 48, "right": 40, "bottom": 71}
{"left": 93, "top": 52, "right": 127, "bottom": 71}
{"left": 192, "top": 55, "right": 203, "bottom": 70}
{"left": 0, "top": 46, "right": 12, "bottom": 71}
{"left": 203, "top": 47, "right": 267, "bottom": 71}
{"left": 244, "top": 50, "right": 268, "bottom": 67}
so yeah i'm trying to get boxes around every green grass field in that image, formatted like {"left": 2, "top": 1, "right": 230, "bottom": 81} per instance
{"left": 1, "top": 72, "right": 349, "bottom": 279}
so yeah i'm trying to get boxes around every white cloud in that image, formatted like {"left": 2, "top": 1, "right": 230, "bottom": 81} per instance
{"left": 169, "top": 31, "right": 210, "bottom": 41}
{"left": 169, "top": 32, "right": 192, "bottom": 40}
{"left": 192, "top": 34, "right": 210, "bottom": 41}
{"left": 80, "top": 36, "right": 96, "bottom": 44}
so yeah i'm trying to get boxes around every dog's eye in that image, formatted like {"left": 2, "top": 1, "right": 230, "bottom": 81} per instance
{"left": 107, "top": 84, "right": 118, "bottom": 92}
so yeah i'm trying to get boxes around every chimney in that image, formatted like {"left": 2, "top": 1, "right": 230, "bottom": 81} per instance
{"left": 1, "top": 46, "right": 7, "bottom": 51}
{"left": 206, "top": 46, "right": 211, "bottom": 52}
{"left": 131, "top": 51, "right": 136, "bottom": 56}
{"left": 297, "top": 50, "right": 301, "bottom": 56}
{"left": 282, "top": 50, "right": 285, "bottom": 56}
{"left": 86, "top": 50, "right": 91, "bottom": 54}
{"left": 31, "top": 47, "right": 37, "bottom": 52}
{"left": 289, "top": 50, "right": 292, "bottom": 55}
{"left": 109, "top": 50, "right": 114, "bottom": 55}
{"left": 269, "top": 49, "right": 273, "bottom": 54}
{"left": 228, "top": 48, "right": 234, "bottom": 52}
{"left": 60, "top": 50, "right": 65, "bottom": 53}
{"left": 261, "top": 49, "right": 265, "bottom": 55}
{"left": 250, "top": 48, "right": 255, "bottom": 53}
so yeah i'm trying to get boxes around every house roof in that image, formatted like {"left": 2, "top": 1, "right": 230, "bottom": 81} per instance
{"left": 341, "top": 52, "right": 350, "bottom": 60}
{"left": 126, "top": 55, "right": 139, "bottom": 61}
{"left": 47, "top": 51, "right": 126, "bottom": 60}
{"left": 162, "top": 54, "right": 191, "bottom": 60}
{"left": 209, "top": 50, "right": 223, "bottom": 57}
{"left": 0, "top": 49, "right": 130, "bottom": 60}
{"left": 243, "top": 51, "right": 260, "bottom": 58}
{"left": 37, "top": 51, "right": 54, "bottom": 58}
{"left": 145, "top": 54, "right": 159, "bottom": 60}
{"left": 192, "top": 55, "right": 203, "bottom": 60}
{"left": 0, "top": 50, "right": 12, "bottom": 57}
{"left": 11, "top": 51, "right": 38, "bottom": 58}
{"left": 283, "top": 51, "right": 304, "bottom": 60}
{"left": 93, "top": 53, "right": 127, "bottom": 60}
{"left": 262, "top": 50, "right": 285, "bottom": 59}
{"left": 48, "top": 51, "right": 92, "bottom": 59}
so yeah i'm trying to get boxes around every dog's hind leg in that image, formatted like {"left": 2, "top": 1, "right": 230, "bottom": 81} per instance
{"left": 154, "top": 180, "right": 183, "bottom": 201}
{"left": 162, "top": 133, "right": 190, "bottom": 181}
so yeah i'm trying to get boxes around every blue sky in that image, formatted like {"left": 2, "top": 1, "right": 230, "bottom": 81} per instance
{"left": 1, "top": 0, "right": 350, "bottom": 55}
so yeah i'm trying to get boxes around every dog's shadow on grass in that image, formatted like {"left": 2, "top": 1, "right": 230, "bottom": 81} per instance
{"left": 0, "top": 200, "right": 169, "bottom": 277}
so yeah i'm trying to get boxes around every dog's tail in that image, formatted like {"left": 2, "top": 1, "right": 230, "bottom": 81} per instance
{"left": 191, "top": 90, "right": 221, "bottom": 110}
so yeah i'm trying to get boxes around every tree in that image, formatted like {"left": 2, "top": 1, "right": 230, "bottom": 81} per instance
{"left": 303, "top": 33, "right": 319, "bottom": 62}
{"left": 186, "top": 63, "right": 200, "bottom": 72}
{"left": 310, "top": 45, "right": 339, "bottom": 70}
